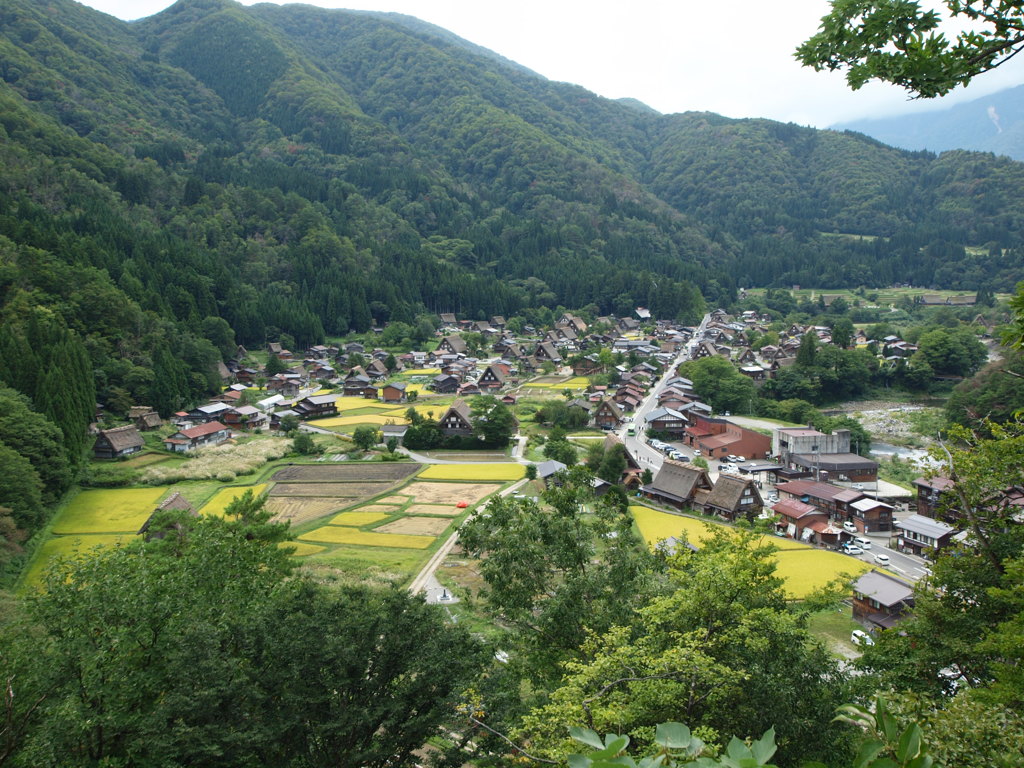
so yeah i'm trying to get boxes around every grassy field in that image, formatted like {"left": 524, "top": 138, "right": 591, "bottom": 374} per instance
{"left": 200, "top": 484, "right": 270, "bottom": 516}
{"left": 630, "top": 506, "right": 870, "bottom": 598}
{"left": 51, "top": 488, "right": 168, "bottom": 535}
{"left": 418, "top": 463, "right": 525, "bottom": 481}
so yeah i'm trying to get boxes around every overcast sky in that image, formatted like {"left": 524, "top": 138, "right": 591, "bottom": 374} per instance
{"left": 78, "top": 0, "right": 1024, "bottom": 128}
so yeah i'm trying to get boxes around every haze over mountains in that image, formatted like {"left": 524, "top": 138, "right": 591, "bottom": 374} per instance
{"left": 2, "top": 0, "right": 1024, "bottom": 388}
{"left": 835, "top": 84, "right": 1024, "bottom": 162}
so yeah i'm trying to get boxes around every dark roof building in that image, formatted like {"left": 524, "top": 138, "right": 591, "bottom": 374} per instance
{"left": 93, "top": 425, "right": 145, "bottom": 459}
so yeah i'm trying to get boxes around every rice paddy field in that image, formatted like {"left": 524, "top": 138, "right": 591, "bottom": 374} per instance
{"left": 630, "top": 505, "right": 870, "bottom": 598}
{"left": 21, "top": 451, "right": 517, "bottom": 590}
{"left": 51, "top": 488, "right": 168, "bottom": 535}
{"left": 522, "top": 376, "right": 590, "bottom": 390}
{"left": 201, "top": 484, "right": 269, "bottom": 516}
{"left": 418, "top": 463, "right": 525, "bottom": 481}
{"left": 20, "top": 534, "right": 133, "bottom": 589}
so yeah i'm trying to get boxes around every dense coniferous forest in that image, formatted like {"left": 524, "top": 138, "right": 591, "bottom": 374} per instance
{"left": 1, "top": 0, "right": 1024, "bottom": 517}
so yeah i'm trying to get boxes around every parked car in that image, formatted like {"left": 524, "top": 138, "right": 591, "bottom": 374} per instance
{"left": 843, "top": 545, "right": 863, "bottom": 556}
{"left": 853, "top": 536, "right": 872, "bottom": 550}
{"left": 842, "top": 521, "right": 858, "bottom": 534}
{"left": 873, "top": 553, "right": 891, "bottom": 565}
{"left": 851, "top": 629, "right": 874, "bottom": 646}
{"left": 765, "top": 493, "right": 779, "bottom": 504}
{"left": 727, "top": 454, "right": 738, "bottom": 462}
{"left": 735, "top": 455, "right": 746, "bottom": 462}
{"left": 718, "top": 464, "right": 729, "bottom": 471}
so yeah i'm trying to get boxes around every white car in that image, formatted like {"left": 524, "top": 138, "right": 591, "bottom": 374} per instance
{"left": 853, "top": 537, "right": 872, "bottom": 550}
{"left": 843, "top": 545, "right": 863, "bottom": 556}
{"left": 735, "top": 456, "right": 746, "bottom": 462}
{"left": 851, "top": 629, "right": 874, "bottom": 647}
{"left": 873, "top": 553, "right": 891, "bottom": 565}
{"left": 842, "top": 521, "right": 858, "bottom": 534}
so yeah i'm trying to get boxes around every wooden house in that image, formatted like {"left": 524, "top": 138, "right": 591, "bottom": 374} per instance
{"left": 641, "top": 460, "right": 713, "bottom": 509}
{"left": 430, "top": 374, "right": 460, "bottom": 393}
{"left": 381, "top": 382, "right": 408, "bottom": 403}
{"left": 295, "top": 394, "right": 339, "bottom": 420}
{"left": 163, "top": 422, "right": 231, "bottom": 453}
{"left": 437, "top": 335, "right": 468, "bottom": 355}
{"left": 852, "top": 570, "right": 915, "bottom": 630}
{"left": 93, "top": 425, "right": 145, "bottom": 459}
{"left": 701, "top": 474, "right": 763, "bottom": 522}
{"left": 438, "top": 400, "right": 474, "bottom": 438}
{"left": 478, "top": 363, "right": 509, "bottom": 390}
{"left": 593, "top": 398, "right": 624, "bottom": 430}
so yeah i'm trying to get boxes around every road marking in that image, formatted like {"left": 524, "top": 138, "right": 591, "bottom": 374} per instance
{"left": 891, "top": 566, "right": 906, "bottom": 574}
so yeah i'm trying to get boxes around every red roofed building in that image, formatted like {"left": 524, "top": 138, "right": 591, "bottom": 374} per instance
{"left": 163, "top": 421, "right": 232, "bottom": 453}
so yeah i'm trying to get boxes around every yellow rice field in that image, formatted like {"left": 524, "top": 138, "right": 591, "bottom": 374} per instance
{"left": 201, "top": 484, "right": 269, "bottom": 517}
{"left": 630, "top": 506, "right": 870, "bottom": 598}
{"left": 20, "top": 534, "right": 133, "bottom": 589}
{"left": 328, "top": 510, "right": 390, "bottom": 526}
{"left": 402, "top": 368, "right": 441, "bottom": 376}
{"left": 418, "top": 463, "right": 525, "bottom": 481}
{"left": 313, "top": 414, "right": 409, "bottom": 427}
{"left": 51, "top": 488, "right": 168, "bottom": 535}
{"left": 298, "top": 527, "right": 435, "bottom": 549}
{"left": 285, "top": 541, "right": 327, "bottom": 557}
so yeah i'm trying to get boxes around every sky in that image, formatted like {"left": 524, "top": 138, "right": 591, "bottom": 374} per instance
{"left": 77, "top": 0, "right": 1024, "bottom": 128}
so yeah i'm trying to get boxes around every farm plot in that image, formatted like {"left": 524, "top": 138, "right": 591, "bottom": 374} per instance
{"left": 52, "top": 488, "right": 168, "bottom": 535}
{"left": 297, "top": 527, "right": 434, "bottom": 549}
{"left": 630, "top": 506, "right": 869, "bottom": 598}
{"left": 418, "top": 464, "right": 524, "bottom": 481}
{"left": 328, "top": 510, "right": 390, "bottom": 526}
{"left": 375, "top": 517, "right": 452, "bottom": 536}
{"left": 266, "top": 497, "right": 349, "bottom": 525}
{"left": 286, "top": 542, "right": 327, "bottom": 557}
{"left": 406, "top": 503, "right": 465, "bottom": 517}
{"left": 271, "top": 464, "right": 420, "bottom": 483}
{"left": 20, "top": 534, "right": 132, "bottom": 589}
{"left": 201, "top": 484, "right": 269, "bottom": 517}
{"left": 269, "top": 482, "right": 392, "bottom": 498}
{"left": 402, "top": 481, "right": 501, "bottom": 505}
{"left": 313, "top": 414, "right": 408, "bottom": 427}
{"left": 376, "top": 495, "right": 412, "bottom": 505}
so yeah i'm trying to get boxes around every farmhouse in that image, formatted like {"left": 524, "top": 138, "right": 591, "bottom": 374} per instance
{"left": 641, "top": 460, "right": 713, "bottom": 509}
{"left": 295, "top": 394, "right": 339, "bottom": 420}
{"left": 163, "top": 421, "right": 232, "bottom": 453}
{"left": 852, "top": 570, "right": 915, "bottom": 630}
{"left": 381, "top": 382, "right": 408, "bottom": 403}
{"left": 478, "top": 363, "right": 509, "bottom": 390}
{"left": 93, "top": 425, "right": 144, "bottom": 459}
{"left": 436, "top": 335, "right": 468, "bottom": 355}
{"left": 773, "top": 498, "right": 830, "bottom": 542}
{"left": 593, "top": 398, "right": 624, "bottom": 430}
{"left": 138, "top": 492, "right": 198, "bottom": 541}
{"left": 700, "top": 474, "right": 763, "bottom": 522}
{"left": 438, "top": 400, "right": 474, "bottom": 438}
{"left": 894, "top": 514, "right": 956, "bottom": 557}
{"left": 430, "top": 374, "right": 460, "bottom": 393}
{"left": 912, "top": 475, "right": 957, "bottom": 520}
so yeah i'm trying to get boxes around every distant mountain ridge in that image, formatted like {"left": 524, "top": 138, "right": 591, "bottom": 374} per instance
{"left": 833, "top": 84, "right": 1024, "bottom": 161}
{"left": 1, "top": 0, "right": 1023, "bottom": 386}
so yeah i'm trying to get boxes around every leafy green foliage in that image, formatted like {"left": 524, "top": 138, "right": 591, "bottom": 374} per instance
{"left": 797, "top": 1, "right": 1024, "bottom": 98}
{"left": 1, "top": 502, "right": 485, "bottom": 766}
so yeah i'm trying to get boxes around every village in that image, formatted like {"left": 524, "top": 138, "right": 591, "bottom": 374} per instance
{"left": 73, "top": 300, "right": 1008, "bottom": 648}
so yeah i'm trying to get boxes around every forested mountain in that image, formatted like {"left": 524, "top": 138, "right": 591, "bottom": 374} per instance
{"left": 835, "top": 83, "right": 1024, "bottom": 162}
{"left": 2, "top": 0, "right": 1024, "bottom": 424}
